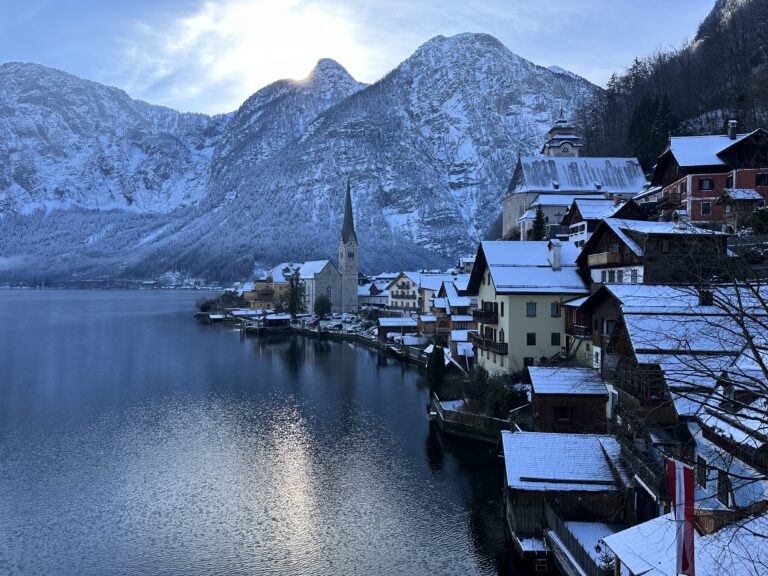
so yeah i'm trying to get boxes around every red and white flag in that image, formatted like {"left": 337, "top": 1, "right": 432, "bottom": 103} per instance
{"left": 666, "top": 458, "right": 695, "bottom": 575}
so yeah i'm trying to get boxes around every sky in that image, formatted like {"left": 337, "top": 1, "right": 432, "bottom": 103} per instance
{"left": 0, "top": 0, "right": 716, "bottom": 115}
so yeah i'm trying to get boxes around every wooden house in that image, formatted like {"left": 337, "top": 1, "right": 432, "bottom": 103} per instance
{"left": 649, "top": 122, "right": 768, "bottom": 224}
{"left": 526, "top": 367, "right": 608, "bottom": 433}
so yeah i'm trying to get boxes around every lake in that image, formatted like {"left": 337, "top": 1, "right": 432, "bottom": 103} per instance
{"left": 0, "top": 290, "right": 520, "bottom": 576}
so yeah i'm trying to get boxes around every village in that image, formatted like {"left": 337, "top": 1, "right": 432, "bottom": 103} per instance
{"left": 197, "top": 117, "right": 768, "bottom": 576}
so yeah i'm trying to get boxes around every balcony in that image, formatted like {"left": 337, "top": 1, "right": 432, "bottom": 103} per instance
{"left": 392, "top": 291, "right": 417, "bottom": 299}
{"left": 470, "top": 332, "right": 509, "bottom": 355}
{"left": 587, "top": 251, "right": 621, "bottom": 266}
{"left": 472, "top": 309, "right": 498, "bottom": 324}
{"left": 568, "top": 324, "right": 591, "bottom": 339}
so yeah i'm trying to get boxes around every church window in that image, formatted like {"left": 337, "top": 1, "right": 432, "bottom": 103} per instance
{"left": 348, "top": 251, "right": 354, "bottom": 258}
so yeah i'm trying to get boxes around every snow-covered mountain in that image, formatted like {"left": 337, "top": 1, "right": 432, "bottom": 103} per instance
{"left": 0, "top": 33, "right": 599, "bottom": 282}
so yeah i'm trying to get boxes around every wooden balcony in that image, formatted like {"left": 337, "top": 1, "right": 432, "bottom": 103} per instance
{"left": 567, "top": 325, "right": 591, "bottom": 339}
{"left": 470, "top": 332, "right": 508, "bottom": 355}
{"left": 587, "top": 252, "right": 621, "bottom": 267}
{"left": 472, "top": 309, "right": 498, "bottom": 324}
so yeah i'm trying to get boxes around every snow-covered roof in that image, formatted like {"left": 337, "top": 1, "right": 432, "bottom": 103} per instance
{"left": 563, "top": 295, "right": 589, "bottom": 308}
{"left": 571, "top": 197, "right": 621, "bottom": 220}
{"left": 378, "top": 318, "right": 418, "bottom": 328}
{"left": 269, "top": 262, "right": 303, "bottom": 282}
{"left": 450, "top": 329, "right": 471, "bottom": 342}
{"left": 419, "top": 314, "right": 438, "bottom": 322}
{"left": 603, "top": 511, "right": 768, "bottom": 576}
{"left": 532, "top": 194, "right": 598, "bottom": 208}
{"left": 513, "top": 157, "right": 647, "bottom": 194}
{"left": 501, "top": 431, "right": 628, "bottom": 492}
{"left": 450, "top": 314, "right": 473, "bottom": 322}
{"left": 299, "top": 260, "right": 334, "bottom": 279}
{"left": 723, "top": 188, "right": 764, "bottom": 201}
{"left": 668, "top": 132, "right": 751, "bottom": 167}
{"left": 528, "top": 367, "right": 608, "bottom": 396}
{"left": 456, "top": 342, "right": 474, "bottom": 357}
{"left": 476, "top": 241, "right": 588, "bottom": 295}
{"left": 597, "top": 218, "right": 726, "bottom": 257}
{"left": 624, "top": 314, "right": 749, "bottom": 354}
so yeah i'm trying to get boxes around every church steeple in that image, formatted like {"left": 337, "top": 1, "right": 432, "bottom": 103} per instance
{"left": 338, "top": 177, "right": 358, "bottom": 314}
{"left": 341, "top": 176, "right": 356, "bottom": 243}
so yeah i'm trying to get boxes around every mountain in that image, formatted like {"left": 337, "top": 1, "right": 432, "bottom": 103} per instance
{"left": 0, "top": 33, "right": 599, "bottom": 283}
{"left": 578, "top": 0, "right": 768, "bottom": 168}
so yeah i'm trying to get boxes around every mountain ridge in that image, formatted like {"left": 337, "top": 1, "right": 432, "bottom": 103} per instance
{"left": 0, "top": 33, "right": 599, "bottom": 282}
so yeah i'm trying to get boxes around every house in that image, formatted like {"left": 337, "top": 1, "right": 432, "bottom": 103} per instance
{"left": 415, "top": 272, "right": 470, "bottom": 314}
{"left": 385, "top": 272, "right": 421, "bottom": 311}
{"left": 502, "top": 139, "right": 647, "bottom": 240}
{"left": 560, "top": 197, "right": 647, "bottom": 247}
{"left": 575, "top": 218, "right": 729, "bottom": 287}
{"left": 603, "top": 510, "right": 768, "bottom": 576}
{"left": 377, "top": 317, "right": 418, "bottom": 343}
{"left": 467, "top": 240, "right": 589, "bottom": 374}
{"left": 358, "top": 280, "right": 389, "bottom": 308}
{"left": 517, "top": 193, "right": 597, "bottom": 241}
{"left": 449, "top": 329, "right": 475, "bottom": 372}
{"left": 526, "top": 367, "right": 609, "bottom": 433}
{"left": 649, "top": 121, "right": 768, "bottom": 224}
{"left": 500, "top": 431, "right": 631, "bottom": 568}
{"left": 717, "top": 188, "right": 765, "bottom": 231}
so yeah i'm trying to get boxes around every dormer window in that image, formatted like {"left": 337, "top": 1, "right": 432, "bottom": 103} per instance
{"left": 552, "top": 180, "right": 560, "bottom": 190}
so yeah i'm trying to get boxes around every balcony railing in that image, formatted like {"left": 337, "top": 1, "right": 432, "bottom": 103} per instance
{"left": 470, "top": 332, "right": 508, "bottom": 354}
{"left": 392, "top": 291, "right": 417, "bottom": 299}
{"left": 473, "top": 309, "right": 498, "bottom": 324}
{"left": 568, "top": 325, "right": 591, "bottom": 339}
{"left": 587, "top": 252, "right": 621, "bottom": 266}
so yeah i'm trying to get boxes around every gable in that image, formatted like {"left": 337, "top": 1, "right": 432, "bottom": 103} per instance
{"left": 717, "top": 128, "right": 768, "bottom": 169}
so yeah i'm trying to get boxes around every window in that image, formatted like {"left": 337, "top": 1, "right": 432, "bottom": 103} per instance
{"left": 701, "top": 202, "right": 712, "bottom": 216}
{"left": 555, "top": 407, "right": 573, "bottom": 421}
{"left": 616, "top": 270, "right": 624, "bottom": 284}
{"left": 586, "top": 343, "right": 590, "bottom": 351}
{"left": 551, "top": 302, "right": 561, "bottom": 317}
{"left": 699, "top": 178, "right": 714, "bottom": 191}
{"left": 608, "top": 270, "right": 616, "bottom": 283}
{"left": 609, "top": 243, "right": 620, "bottom": 253}
{"left": 756, "top": 173, "right": 768, "bottom": 186}
{"left": 631, "top": 269, "right": 638, "bottom": 284}
{"left": 680, "top": 180, "right": 687, "bottom": 194}
{"left": 526, "top": 332, "right": 536, "bottom": 346}
{"left": 717, "top": 470, "right": 732, "bottom": 507}
{"left": 523, "top": 357, "right": 534, "bottom": 367}
{"left": 696, "top": 456, "right": 707, "bottom": 488}
{"left": 660, "top": 239, "right": 670, "bottom": 253}
{"left": 605, "top": 319, "right": 616, "bottom": 336}
{"left": 600, "top": 270, "right": 607, "bottom": 283}
{"left": 526, "top": 302, "right": 537, "bottom": 317}
{"left": 551, "top": 332, "right": 561, "bottom": 346}
{"left": 726, "top": 174, "right": 734, "bottom": 188}
{"left": 501, "top": 302, "right": 504, "bottom": 317}
{"left": 499, "top": 329, "right": 505, "bottom": 343}
{"left": 348, "top": 251, "right": 354, "bottom": 257}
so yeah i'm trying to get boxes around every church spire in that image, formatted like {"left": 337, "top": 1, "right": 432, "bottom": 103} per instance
{"left": 341, "top": 176, "right": 356, "bottom": 243}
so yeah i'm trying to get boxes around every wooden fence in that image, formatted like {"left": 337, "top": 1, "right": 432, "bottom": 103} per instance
{"left": 544, "top": 503, "right": 607, "bottom": 576}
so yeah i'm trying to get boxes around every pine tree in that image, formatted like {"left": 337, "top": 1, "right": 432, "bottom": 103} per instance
{"left": 426, "top": 346, "right": 445, "bottom": 397}
{"left": 284, "top": 270, "right": 306, "bottom": 319}
{"left": 314, "top": 294, "right": 331, "bottom": 319}
{"left": 529, "top": 205, "right": 546, "bottom": 240}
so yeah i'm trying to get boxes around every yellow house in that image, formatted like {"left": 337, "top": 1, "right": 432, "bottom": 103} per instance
{"left": 467, "top": 240, "right": 588, "bottom": 374}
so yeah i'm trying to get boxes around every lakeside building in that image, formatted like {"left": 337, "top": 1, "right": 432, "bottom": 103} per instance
{"left": 467, "top": 240, "right": 589, "bottom": 374}
{"left": 647, "top": 122, "right": 768, "bottom": 226}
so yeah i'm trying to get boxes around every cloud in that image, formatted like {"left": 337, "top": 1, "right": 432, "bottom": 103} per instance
{"left": 116, "top": 0, "right": 375, "bottom": 114}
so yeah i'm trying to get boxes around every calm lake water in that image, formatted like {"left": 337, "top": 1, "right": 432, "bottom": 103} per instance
{"left": 0, "top": 290, "right": 520, "bottom": 576}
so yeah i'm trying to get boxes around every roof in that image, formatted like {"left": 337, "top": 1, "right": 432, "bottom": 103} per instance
{"left": 501, "top": 431, "right": 628, "bottom": 492}
{"left": 450, "top": 329, "right": 472, "bottom": 342}
{"left": 512, "top": 156, "right": 647, "bottom": 194}
{"left": 470, "top": 241, "right": 588, "bottom": 295}
{"left": 623, "top": 314, "right": 748, "bottom": 354}
{"left": 723, "top": 188, "right": 764, "bottom": 201}
{"left": 269, "top": 262, "right": 303, "bottom": 282}
{"left": 299, "top": 260, "right": 334, "bottom": 279}
{"left": 603, "top": 511, "right": 768, "bottom": 576}
{"left": 571, "top": 198, "right": 621, "bottom": 220}
{"left": 668, "top": 132, "right": 751, "bottom": 167}
{"left": 532, "top": 194, "right": 598, "bottom": 207}
{"left": 378, "top": 318, "right": 418, "bottom": 328}
{"left": 528, "top": 367, "right": 608, "bottom": 396}
{"left": 341, "top": 178, "right": 356, "bottom": 243}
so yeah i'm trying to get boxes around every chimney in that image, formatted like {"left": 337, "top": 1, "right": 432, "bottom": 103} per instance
{"left": 613, "top": 194, "right": 622, "bottom": 207}
{"left": 548, "top": 239, "right": 561, "bottom": 271}
{"left": 728, "top": 119, "right": 737, "bottom": 140}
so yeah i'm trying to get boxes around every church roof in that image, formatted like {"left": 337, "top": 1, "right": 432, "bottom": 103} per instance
{"left": 341, "top": 178, "right": 357, "bottom": 243}
{"left": 511, "top": 157, "right": 647, "bottom": 195}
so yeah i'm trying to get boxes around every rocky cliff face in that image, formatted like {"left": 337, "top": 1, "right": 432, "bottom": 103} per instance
{"left": 0, "top": 33, "right": 599, "bottom": 282}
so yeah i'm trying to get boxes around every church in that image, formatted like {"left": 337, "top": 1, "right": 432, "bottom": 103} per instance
{"left": 501, "top": 113, "right": 647, "bottom": 240}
